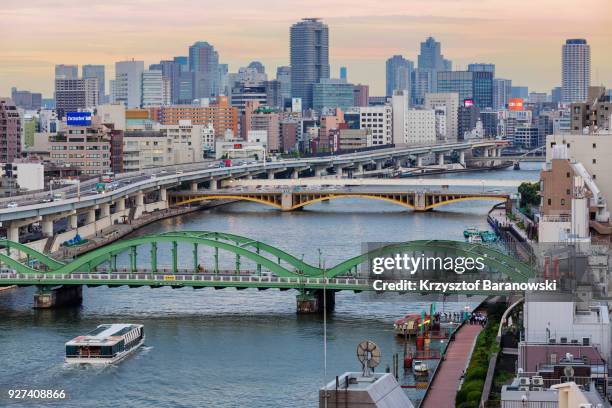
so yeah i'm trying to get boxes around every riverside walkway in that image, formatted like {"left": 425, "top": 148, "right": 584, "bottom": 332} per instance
{"left": 421, "top": 321, "right": 483, "bottom": 408}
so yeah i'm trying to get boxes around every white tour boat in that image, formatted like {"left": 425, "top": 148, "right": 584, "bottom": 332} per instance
{"left": 65, "top": 324, "right": 145, "bottom": 364}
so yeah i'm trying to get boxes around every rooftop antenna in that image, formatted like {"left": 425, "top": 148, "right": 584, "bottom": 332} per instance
{"left": 356, "top": 340, "right": 381, "bottom": 377}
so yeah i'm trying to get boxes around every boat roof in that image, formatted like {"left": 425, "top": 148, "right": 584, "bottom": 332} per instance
{"left": 66, "top": 324, "right": 142, "bottom": 346}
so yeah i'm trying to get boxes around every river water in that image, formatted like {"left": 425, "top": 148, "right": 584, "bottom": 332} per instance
{"left": 0, "top": 164, "right": 540, "bottom": 408}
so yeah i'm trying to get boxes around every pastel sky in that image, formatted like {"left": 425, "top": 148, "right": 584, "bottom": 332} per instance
{"left": 1, "top": 0, "right": 611, "bottom": 97}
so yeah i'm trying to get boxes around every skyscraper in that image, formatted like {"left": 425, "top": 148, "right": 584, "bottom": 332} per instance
{"left": 493, "top": 78, "right": 512, "bottom": 110}
{"left": 276, "top": 66, "right": 291, "bottom": 107}
{"left": 111, "top": 60, "right": 144, "bottom": 108}
{"left": 55, "top": 64, "right": 78, "bottom": 79}
{"left": 290, "top": 18, "right": 330, "bottom": 110}
{"left": 472, "top": 71, "right": 493, "bottom": 109}
{"left": 468, "top": 63, "right": 495, "bottom": 76}
{"left": 562, "top": 39, "right": 590, "bottom": 103}
{"left": 385, "top": 55, "right": 413, "bottom": 97}
{"left": 82, "top": 65, "right": 106, "bottom": 102}
{"left": 437, "top": 71, "right": 473, "bottom": 103}
{"left": 418, "top": 37, "right": 451, "bottom": 93}
{"left": 340, "top": 66, "right": 347, "bottom": 81}
{"left": 189, "top": 41, "right": 220, "bottom": 99}
{"left": 54, "top": 77, "right": 98, "bottom": 119}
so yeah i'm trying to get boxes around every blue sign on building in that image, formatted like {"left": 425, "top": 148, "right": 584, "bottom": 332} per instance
{"left": 66, "top": 111, "right": 92, "bottom": 126}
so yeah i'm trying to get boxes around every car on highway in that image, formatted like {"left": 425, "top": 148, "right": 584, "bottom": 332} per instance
{"left": 7, "top": 202, "right": 18, "bottom": 208}
{"left": 176, "top": 170, "right": 184, "bottom": 174}
{"left": 42, "top": 196, "right": 53, "bottom": 203}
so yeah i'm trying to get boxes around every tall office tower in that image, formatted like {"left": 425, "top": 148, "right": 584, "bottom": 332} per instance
{"left": 276, "top": 66, "right": 292, "bottom": 107}
{"left": 54, "top": 78, "right": 99, "bottom": 119}
{"left": 312, "top": 79, "right": 354, "bottom": 112}
{"left": 0, "top": 98, "right": 22, "bottom": 163}
{"left": 219, "top": 64, "right": 229, "bottom": 96}
{"left": 290, "top": 18, "right": 330, "bottom": 110}
{"left": 493, "top": 78, "right": 512, "bottom": 110}
{"left": 468, "top": 63, "right": 495, "bottom": 76}
{"left": 174, "top": 56, "right": 189, "bottom": 72}
{"left": 562, "top": 39, "right": 590, "bottom": 103}
{"left": 411, "top": 69, "right": 431, "bottom": 106}
{"left": 417, "top": 37, "right": 452, "bottom": 92}
{"left": 511, "top": 86, "right": 529, "bottom": 99}
{"left": 10, "top": 88, "right": 42, "bottom": 110}
{"left": 189, "top": 41, "right": 221, "bottom": 99}
{"left": 112, "top": 60, "right": 144, "bottom": 108}
{"left": 265, "top": 80, "right": 283, "bottom": 107}
{"left": 248, "top": 61, "right": 265, "bottom": 74}
{"left": 353, "top": 84, "right": 369, "bottom": 107}
{"left": 55, "top": 64, "right": 78, "bottom": 79}
{"left": 551, "top": 87, "right": 562, "bottom": 104}
{"left": 141, "top": 70, "right": 165, "bottom": 107}
{"left": 472, "top": 71, "right": 493, "bottom": 109}
{"left": 436, "top": 71, "right": 473, "bottom": 103}
{"left": 82, "top": 65, "right": 106, "bottom": 102}
{"left": 155, "top": 60, "right": 182, "bottom": 104}
{"left": 385, "top": 55, "right": 414, "bottom": 97}
{"left": 340, "top": 66, "right": 347, "bottom": 81}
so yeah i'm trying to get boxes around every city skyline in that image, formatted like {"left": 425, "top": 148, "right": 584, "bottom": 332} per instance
{"left": 1, "top": 0, "right": 611, "bottom": 97}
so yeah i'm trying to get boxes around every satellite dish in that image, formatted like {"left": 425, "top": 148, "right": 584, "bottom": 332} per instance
{"left": 356, "top": 340, "right": 381, "bottom": 377}
{"left": 564, "top": 366, "right": 575, "bottom": 379}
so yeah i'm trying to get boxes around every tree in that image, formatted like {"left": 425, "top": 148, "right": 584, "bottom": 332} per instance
{"left": 518, "top": 182, "right": 540, "bottom": 209}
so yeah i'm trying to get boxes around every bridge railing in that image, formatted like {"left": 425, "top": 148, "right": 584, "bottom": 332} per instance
{"left": 0, "top": 272, "right": 369, "bottom": 287}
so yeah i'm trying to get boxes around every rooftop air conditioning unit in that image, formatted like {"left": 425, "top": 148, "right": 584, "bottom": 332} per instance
{"left": 531, "top": 386, "right": 544, "bottom": 391}
{"left": 560, "top": 337, "right": 568, "bottom": 344}
{"left": 519, "top": 386, "right": 530, "bottom": 392}
{"left": 519, "top": 377, "right": 531, "bottom": 386}
{"left": 583, "top": 337, "right": 590, "bottom": 346}
{"left": 532, "top": 376, "right": 544, "bottom": 386}
{"left": 578, "top": 404, "right": 592, "bottom": 408}
{"left": 571, "top": 339, "right": 579, "bottom": 344}
{"left": 549, "top": 338, "right": 556, "bottom": 344}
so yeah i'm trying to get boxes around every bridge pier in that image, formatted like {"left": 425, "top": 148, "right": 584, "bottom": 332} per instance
{"left": 115, "top": 197, "right": 126, "bottom": 212}
{"left": 99, "top": 203, "right": 110, "bottom": 219}
{"left": 376, "top": 161, "right": 383, "bottom": 170}
{"left": 416, "top": 155, "right": 424, "bottom": 167}
{"left": 296, "top": 289, "right": 335, "bottom": 314}
{"left": 69, "top": 213, "right": 78, "bottom": 230}
{"left": 459, "top": 150, "right": 466, "bottom": 167}
{"left": 33, "top": 285, "right": 82, "bottom": 309}
{"left": 437, "top": 153, "right": 444, "bottom": 166}
{"left": 209, "top": 179, "right": 218, "bottom": 190}
{"left": 314, "top": 166, "right": 326, "bottom": 177}
{"left": 191, "top": 181, "right": 199, "bottom": 192}
{"left": 41, "top": 218, "right": 54, "bottom": 237}
{"left": 85, "top": 209, "right": 96, "bottom": 225}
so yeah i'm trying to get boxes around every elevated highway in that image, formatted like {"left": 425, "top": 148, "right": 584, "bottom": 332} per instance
{"left": 0, "top": 140, "right": 509, "bottom": 245}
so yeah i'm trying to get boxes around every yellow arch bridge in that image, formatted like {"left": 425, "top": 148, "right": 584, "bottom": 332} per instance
{"left": 170, "top": 189, "right": 510, "bottom": 211}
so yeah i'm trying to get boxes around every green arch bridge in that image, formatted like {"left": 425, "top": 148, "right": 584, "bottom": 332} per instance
{"left": 0, "top": 231, "right": 535, "bottom": 309}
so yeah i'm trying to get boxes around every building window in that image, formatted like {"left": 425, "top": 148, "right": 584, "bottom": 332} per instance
{"left": 566, "top": 172, "right": 570, "bottom": 178}
{"left": 593, "top": 143, "right": 597, "bottom": 148}
{"left": 593, "top": 174, "right": 596, "bottom": 179}
{"left": 566, "top": 189, "right": 571, "bottom": 195}
{"left": 593, "top": 159, "right": 596, "bottom": 164}
{"left": 561, "top": 199, "right": 565, "bottom": 205}
{"left": 547, "top": 198, "right": 551, "bottom": 205}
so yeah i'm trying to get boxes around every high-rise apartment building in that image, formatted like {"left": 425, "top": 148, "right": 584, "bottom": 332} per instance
{"left": 55, "top": 64, "right": 78, "bottom": 79}
{"left": 111, "top": 60, "right": 144, "bottom": 108}
{"left": 290, "top": 18, "right": 330, "bottom": 110}
{"left": 356, "top": 105, "right": 392, "bottom": 146}
{"left": 0, "top": 98, "right": 22, "bottom": 163}
{"left": 424, "top": 93, "right": 459, "bottom": 141}
{"left": 189, "top": 41, "right": 220, "bottom": 99}
{"left": 493, "top": 78, "right": 512, "bottom": 110}
{"left": 54, "top": 78, "right": 99, "bottom": 119}
{"left": 562, "top": 39, "right": 590, "bottom": 103}
{"left": 141, "top": 70, "right": 166, "bottom": 107}
{"left": 385, "top": 55, "right": 413, "bottom": 97}
{"left": 570, "top": 86, "right": 612, "bottom": 133}
{"left": 82, "top": 65, "right": 106, "bottom": 102}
